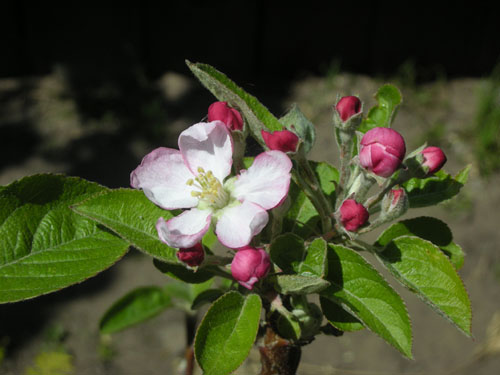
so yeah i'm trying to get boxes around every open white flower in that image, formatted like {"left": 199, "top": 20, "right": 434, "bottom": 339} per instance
{"left": 131, "top": 121, "right": 292, "bottom": 249}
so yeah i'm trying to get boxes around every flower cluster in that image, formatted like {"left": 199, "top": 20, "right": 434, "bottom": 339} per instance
{"left": 132, "top": 96, "right": 448, "bottom": 288}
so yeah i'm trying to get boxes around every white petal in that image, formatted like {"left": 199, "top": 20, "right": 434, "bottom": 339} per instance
{"left": 179, "top": 121, "right": 233, "bottom": 182}
{"left": 232, "top": 150, "right": 292, "bottom": 209}
{"left": 130, "top": 147, "right": 198, "bottom": 209}
{"left": 216, "top": 201, "right": 269, "bottom": 248}
{"left": 156, "top": 208, "right": 211, "bottom": 248}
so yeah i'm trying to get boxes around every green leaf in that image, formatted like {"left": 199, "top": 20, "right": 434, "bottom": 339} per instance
{"left": 321, "top": 244, "right": 412, "bottom": 358}
{"left": 376, "top": 236, "right": 472, "bottom": 336}
{"left": 273, "top": 274, "right": 330, "bottom": 294}
{"left": 186, "top": 61, "right": 283, "bottom": 144}
{"left": 164, "top": 279, "right": 213, "bottom": 312}
{"left": 99, "top": 286, "right": 172, "bottom": 334}
{"left": 279, "top": 104, "right": 316, "bottom": 153}
{"left": 277, "top": 313, "right": 302, "bottom": 341}
{"left": 359, "top": 84, "right": 402, "bottom": 133}
{"left": 299, "top": 238, "right": 328, "bottom": 277}
{"left": 376, "top": 216, "right": 464, "bottom": 269}
{"left": 72, "top": 188, "right": 177, "bottom": 263}
{"left": 403, "top": 165, "right": 471, "bottom": 208}
{"left": 269, "top": 235, "right": 327, "bottom": 278}
{"left": 282, "top": 161, "right": 339, "bottom": 239}
{"left": 195, "top": 292, "right": 262, "bottom": 375}
{"left": 320, "top": 296, "right": 364, "bottom": 332}
{"left": 191, "top": 289, "right": 225, "bottom": 310}
{"left": 0, "top": 174, "right": 129, "bottom": 303}
{"left": 153, "top": 259, "right": 215, "bottom": 284}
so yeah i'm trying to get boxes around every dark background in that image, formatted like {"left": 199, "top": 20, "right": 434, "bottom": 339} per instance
{"left": 2, "top": 2, "right": 499, "bottom": 84}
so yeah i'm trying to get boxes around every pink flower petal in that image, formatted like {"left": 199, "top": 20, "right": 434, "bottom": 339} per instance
{"left": 130, "top": 147, "right": 198, "bottom": 209}
{"left": 232, "top": 151, "right": 292, "bottom": 210}
{"left": 215, "top": 201, "right": 269, "bottom": 248}
{"left": 179, "top": 121, "right": 233, "bottom": 183}
{"left": 156, "top": 208, "right": 211, "bottom": 248}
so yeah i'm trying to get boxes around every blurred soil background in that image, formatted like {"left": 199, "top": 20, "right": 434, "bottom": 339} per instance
{"left": 2, "top": 3, "right": 500, "bottom": 375}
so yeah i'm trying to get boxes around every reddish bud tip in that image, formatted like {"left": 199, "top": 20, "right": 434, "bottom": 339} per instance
{"left": 340, "top": 199, "right": 369, "bottom": 232}
{"left": 261, "top": 129, "right": 299, "bottom": 153}
{"left": 177, "top": 243, "right": 204, "bottom": 267}
{"left": 231, "top": 247, "right": 271, "bottom": 290}
{"left": 421, "top": 146, "right": 447, "bottom": 175}
{"left": 336, "top": 96, "right": 362, "bottom": 122}
{"left": 208, "top": 101, "right": 243, "bottom": 131}
{"left": 359, "top": 127, "right": 406, "bottom": 177}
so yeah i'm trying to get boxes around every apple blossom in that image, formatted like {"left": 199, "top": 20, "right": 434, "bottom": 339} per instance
{"left": 336, "top": 96, "right": 362, "bottom": 122}
{"left": 421, "top": 146, "right": 447, "bottom": 175}
{"left": 261, "top": 129, "right": 299, "bottom": 153}
{"left": 339, "top": 199, "right": 369, "bottom": 231}
{"left": 231, "top": 247, "right": 271, "bottom": 290}
{"left": 208, "top": 101, "right": 243, "bottom": 131}
{"left": 359, "top": 127, "right": 406, "bottom": 177}
{"left": 130, "top": 121, "right": 292, "bottom": 249}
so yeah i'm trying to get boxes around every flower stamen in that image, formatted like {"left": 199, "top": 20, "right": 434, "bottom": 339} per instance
{"left": 186, "top": 168, "right": 229, "bottom": 209}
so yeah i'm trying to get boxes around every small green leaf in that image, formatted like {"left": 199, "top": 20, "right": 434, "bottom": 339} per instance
{"left": 269, "top": 235, "right": 327, "bottom": 277}
{"left": 0, "top": 174, "right": 129, "bottom": 303}
{"left": 403, "top": 165, "right": 471, "bottom": 208}
{"left": 280, "top": 104, "right": 316, "bottom": 153}
{"left": 186, "top": 61, "right": 283, "bottom": 144}
{"left": 195, "top": 292, "right": 262, "bottom": 375}
{"left": 299, "top": 238, "right": 328, "bottom": 277}
{"left": 320, "top": 296, "right": 364, "bottom": 332}
{"left": 164, "top": 279, "right": 213, "bottom": 312}
{"left": 359, "top": 84, "right": 402, "bottom": 133}
{"left": 72, "top": 189, "right": 177, "bottom": 263}
{"left": 99, "top": 286, "right": 172, "bottom": 334}
{"left": 153, "top": 259, "right": 215, "bottom": 284}
{"left": 376, "top": 236, "right": 472, "bottom": 336}
{"left": 376, "top": 217, "right": 464, "bottom": 269}
{"left": 269, "top": 233, "right": 306, "bottom": 273}
{"left": 191, "top": 289, "right": 224, "bottom": 310}
{"left": 277, "top": 313, "right": 302, "bottom": 341}
{"left": 321, "top": 244, "right": 412, "bottom": 358}
{"left": 273, "top": 274, "right": 330, "bottom": 295}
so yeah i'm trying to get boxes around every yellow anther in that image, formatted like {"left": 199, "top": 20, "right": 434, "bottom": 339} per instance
{"left": 186, "top": 179, "right": 194, "bottom": 186}
{"left": 197, "top": 167, "right": 205, "bottom": 173}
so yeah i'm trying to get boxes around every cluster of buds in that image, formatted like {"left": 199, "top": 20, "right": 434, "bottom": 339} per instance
{"left": 133, "top": 95, "right": 448, "bottom": 290}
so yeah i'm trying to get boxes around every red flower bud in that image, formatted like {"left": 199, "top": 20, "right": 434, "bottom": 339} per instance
{"left": 359, "top": 127, "right": 406, "bottom": 177}
{"left": 421, "top": 146, "right": 446, "bottom": 175}
{"left": 261, "top": 129, "right": 299, "bottom": 153}
{"left": 176, "top": 243, "right": 204, "bottom": 267}
{"left": 208, "top": 101, "right": 243, "bottom": 131}
{"left": 231, "top": 247, "right": 271, "bottom": 290}
{"left": 336, "top": 96, "right": 362, "bottom": 122}
{"left": 340, "top": 199, "right": 369, "bottom": 232}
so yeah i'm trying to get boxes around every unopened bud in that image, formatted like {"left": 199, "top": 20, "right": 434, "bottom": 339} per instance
{"left": 177, "top": 243, "right": 205, "bottom": 267}
{"left": 231, "top": 247, "right": 271, "bottom": 290}
{"left": 381, "top": 188, "right": 409, "bottom": 220}
{"left": 336, "top": 96, "right": 362, "bottom": 122}
{"left": 208, "top": 101, "right": 243, "bottom": 131}
{"left": 421, "top": 146, "right": 447, "bottom": 175}
{"left": 261, "top": 129, "right": 299, "bottom": 153}
{"left": 359, "top": 127, "right": 406, "bottom": 177}
{"left": 339, "top": 199, "right": 369, "bottom": 232}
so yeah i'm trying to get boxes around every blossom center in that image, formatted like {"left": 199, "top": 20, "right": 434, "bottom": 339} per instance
{"left": 187, "top": 167, "right": 230, "bottom": 209}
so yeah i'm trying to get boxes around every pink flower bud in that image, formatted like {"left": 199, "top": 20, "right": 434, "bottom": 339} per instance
{"left": 359, "top": 127, "right": 406, "bottom": 177}
{"left": 231, "top": 247, "right": 271, "bottom": 290}
{"left": 340, "top": 199, "right": 369, "bottom": 232}
{"left": 336, "top": 96, "right": 362, "bottom": 122}
{"left": 381, "top": 188, "right": 408, "bottom": 219}
{"left": 177, "top": 243, "right": 204, "bottom": 267}
{"left": 421, "top": 146, "right": 447, "bottom": 175}
{"left": 261, "top": 129, "right": 299, "bottom": 153}
{"left": 208, "top": 101, "right": 243, "bottom": 131}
